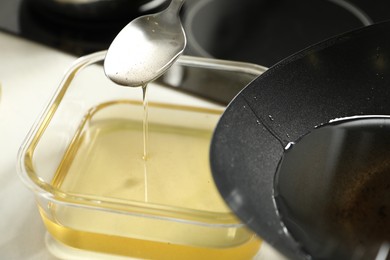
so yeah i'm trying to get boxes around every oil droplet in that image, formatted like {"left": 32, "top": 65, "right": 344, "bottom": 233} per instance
{"left": 284, "top": 142, "right": 295, "bottom": 150}
{"left": 376, "top": 46, "right": 381, "bottom": 59}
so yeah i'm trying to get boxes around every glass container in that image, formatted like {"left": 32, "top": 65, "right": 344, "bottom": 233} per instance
{"left": 17, "top": 51, "right": 266, "bottom": 259}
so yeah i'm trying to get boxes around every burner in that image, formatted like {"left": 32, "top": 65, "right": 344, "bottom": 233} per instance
{"left": 18, "top": 0, "right": 170, "bottom": 56}
{"left": 184, "top": 0, "right": 374, "bottom": 67}
{"left": 1, "top": 0, "right": 390, "bottom": 65}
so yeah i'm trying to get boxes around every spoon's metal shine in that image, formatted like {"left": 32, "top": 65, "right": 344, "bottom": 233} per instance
{"left": 104, "top": 0, "right": 186, "bottom": 87}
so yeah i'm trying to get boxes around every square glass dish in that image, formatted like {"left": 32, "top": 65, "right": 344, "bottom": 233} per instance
{"left": 17, "top": 51, "right": 266, "bottom": 259}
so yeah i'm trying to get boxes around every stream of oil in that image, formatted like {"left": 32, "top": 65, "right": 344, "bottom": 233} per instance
{"left": 142, "top": 84, "right": 149, "bottom": 202}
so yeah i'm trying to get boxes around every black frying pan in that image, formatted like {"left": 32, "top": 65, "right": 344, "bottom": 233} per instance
{"left": 210, "top": 20, "right": 390, "bottom": 259}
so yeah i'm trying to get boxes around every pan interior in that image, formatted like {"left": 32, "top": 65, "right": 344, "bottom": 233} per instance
{"left": 274, "top": 116, "right": 390, "bottom": 259}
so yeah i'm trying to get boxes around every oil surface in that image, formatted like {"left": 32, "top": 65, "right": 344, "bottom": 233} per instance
{"left": 44, "top": 101, "right": 260, "bottom": 259}
{"left": 274, "top": 117, "right": 390, "bottom": 259}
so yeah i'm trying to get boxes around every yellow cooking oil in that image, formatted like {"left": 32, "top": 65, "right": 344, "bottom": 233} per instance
{"left": 41, "top": 100, "right": 261, "bottom": 259}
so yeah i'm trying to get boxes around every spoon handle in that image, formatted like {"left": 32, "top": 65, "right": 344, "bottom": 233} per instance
{"left": 166, "top": 0, "right": 185, "bottom": 15}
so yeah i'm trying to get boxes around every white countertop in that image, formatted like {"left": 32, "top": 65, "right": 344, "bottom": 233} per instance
{"left": 0, "top": 31, "right": 286, "bottom": 260}
{"left": 0, "top": 32, "right": 77, "bottom": 259}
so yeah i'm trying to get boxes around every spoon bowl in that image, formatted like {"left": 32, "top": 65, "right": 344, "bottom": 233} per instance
{"left": 104, "top": 0, "right": 186, "bottom": 87}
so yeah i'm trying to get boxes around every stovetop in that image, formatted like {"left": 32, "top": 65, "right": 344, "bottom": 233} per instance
{"left": 1, "top": 0, "right": 390, "bottom": 67}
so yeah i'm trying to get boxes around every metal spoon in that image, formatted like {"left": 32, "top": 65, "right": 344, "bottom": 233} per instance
{"left": 104, "top": 0, "right": 186, "bottom": 87}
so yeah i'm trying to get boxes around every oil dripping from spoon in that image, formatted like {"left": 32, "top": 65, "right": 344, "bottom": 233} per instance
{"left": 142, "top": 84, "right": 149, "bottom": 202}
{"left": 142, "top": 84, "right": 149, "bottom": 161}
